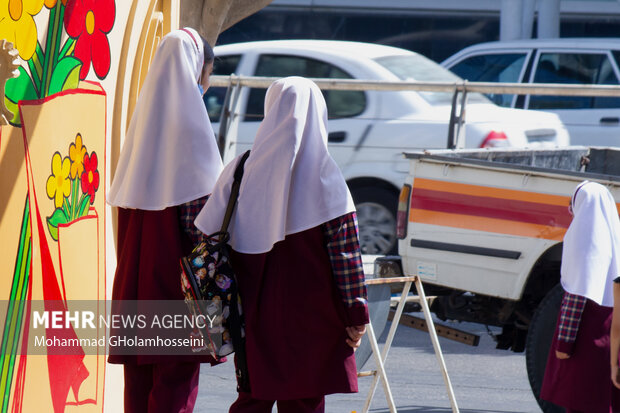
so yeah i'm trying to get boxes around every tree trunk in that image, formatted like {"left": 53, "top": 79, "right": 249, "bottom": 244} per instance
{"left": 180, "top": 0, "right": 273, "bottom": 47}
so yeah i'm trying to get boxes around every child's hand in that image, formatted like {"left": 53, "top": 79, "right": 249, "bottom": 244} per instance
{"left": 612, "top": 364, "right": 620, "bottom": 389}
{"left": 346, "top": 325, "right": 366, "bottom": 350}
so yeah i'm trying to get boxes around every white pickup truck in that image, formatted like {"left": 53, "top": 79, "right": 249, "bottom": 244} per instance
{"left": 207, "top": 40, "right": 570, "bottom": 256}
{"left": 385, "top": 146, "right": 620, "bottom": 412}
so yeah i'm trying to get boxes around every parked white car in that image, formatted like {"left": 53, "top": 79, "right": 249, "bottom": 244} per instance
{"left": 442, "top": 38, "right": 620, "bottom": 147}
{"left": 204, "top": 40, "right": 569, "bottom": 255}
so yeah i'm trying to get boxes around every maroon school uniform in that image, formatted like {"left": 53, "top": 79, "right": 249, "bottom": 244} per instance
{"left": 106, "top": 26, "right": 224, "bottom": 413}
{"left": 109, "top": 206, "right": 215, "bottom": 365}
{"left": 193, "top": 77, "right": 369, "bottom": 412}
{"left": 541, "top": 297, "right": 620, "bottom": 412}
{"left": 109, "top": 206, "right": 216, "bottom": 413}
{"left": 229, "top": 217, "right": 369, "bottom": 404}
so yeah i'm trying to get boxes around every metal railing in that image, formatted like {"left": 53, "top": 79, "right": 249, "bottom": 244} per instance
{"left": 209, "top": 74, "right": 620, "bottom": 155}
{"left": 210, "top": 74, "right": 620, "bottom": 96}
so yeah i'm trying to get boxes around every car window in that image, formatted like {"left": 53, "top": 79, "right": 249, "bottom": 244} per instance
{"left": 203, "top": 55, "right": 242, "bottom": 122}
{"left": 374, "top": 54, "right": 490, "bottom": 105}
{"left": 448, "top": 53, "right": 527, "bottom": 107}
{"left": 612, "top": 51, "right": 620, "bottom": 72}
{"left": 529, "top": 52, "right": 620, "bottom": 110}
{"left": 245, "top": 54, "right": 366, "bottom": 121}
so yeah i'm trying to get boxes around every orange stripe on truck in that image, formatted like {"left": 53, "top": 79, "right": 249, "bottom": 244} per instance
{"left": 409, "top": 178, "right": 572, "bottom": 241}
{"left": 410, "top": 209, "right": 567, "bottom": 241}
{"left": 413, "top": 178, "right": 570, "bottom": 206}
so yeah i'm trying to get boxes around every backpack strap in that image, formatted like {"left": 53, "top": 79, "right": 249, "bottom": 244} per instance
{"left": 220, "top": 150, "right": 250, "bottom": 234}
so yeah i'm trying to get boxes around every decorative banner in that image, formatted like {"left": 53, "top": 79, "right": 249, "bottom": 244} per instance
{"left": 15, "top": 82, "right": 106, "bottom": 413}
{"left": 0, "top": 123, "right": 30, "bottom": 413}
{"left": 0, "top": 1, "right": 185, "bottom": 411}
{"left": 3, "top": 0, "right": 116, "bottom": 125}
{"left": 1, "top": 0, "right": 116, "bottom": 410}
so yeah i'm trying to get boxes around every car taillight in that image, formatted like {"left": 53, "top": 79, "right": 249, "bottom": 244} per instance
{"left": 480, "top": 131, "right": 509, "bottom": 148}
{"left": 396, "top": 184, "right": 411, "bottom": 239}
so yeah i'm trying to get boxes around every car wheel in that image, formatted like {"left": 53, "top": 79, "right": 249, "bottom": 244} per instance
{"left": 525, "top": 283, "right": 564, "bottom": 413}
{"left": 351, "top": 186, "right": 398, "bottom": 255}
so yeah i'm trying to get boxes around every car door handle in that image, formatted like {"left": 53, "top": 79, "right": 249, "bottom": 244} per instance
{"left": 600, "top": 117, "right": 620, "bottom": 125}
{"left": 328, "top": 131, "right": 347, "bottom": 143}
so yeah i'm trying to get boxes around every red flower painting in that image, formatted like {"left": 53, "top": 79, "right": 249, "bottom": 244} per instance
{"left": 46, "top": 134, "right": 100, "bottom": 241}
{"left": 81, "top": 152, "right": 99, "bottom": 203}
{"left": 64, "top": 0, "right": 115, "bottom": 79}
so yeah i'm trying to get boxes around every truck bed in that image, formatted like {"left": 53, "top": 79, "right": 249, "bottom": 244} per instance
{"left": 399, "top": 146, "right": 620, "bottom": 302}
{"left": 405, "top": 146, "right": 620, "bottom": 182}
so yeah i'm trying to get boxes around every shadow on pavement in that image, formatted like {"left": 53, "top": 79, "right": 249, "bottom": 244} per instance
{"left": 370, "top": 406, "right": 530, "bottom": 413}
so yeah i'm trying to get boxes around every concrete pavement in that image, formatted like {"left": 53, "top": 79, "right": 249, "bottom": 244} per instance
{"left": 195, "top": 316, "right": 540, "bottom": 412}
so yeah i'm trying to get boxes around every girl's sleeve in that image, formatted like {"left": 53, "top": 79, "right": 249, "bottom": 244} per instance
{"left": 322, "top": 211, "right": 369, "bottom": 327}
{"left": 178, "top": 195, "right": 209, "bottom": 246}
{"left": 555, "top": 291, "right": 587, "bottom": 355}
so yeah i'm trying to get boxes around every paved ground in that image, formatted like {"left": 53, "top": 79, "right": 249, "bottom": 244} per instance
{"left": 195, "top": 316, "right": 541, "bottom": 412}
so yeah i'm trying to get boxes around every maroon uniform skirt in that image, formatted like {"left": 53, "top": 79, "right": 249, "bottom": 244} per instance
{"left": 541, "top": 299, "right": 620, "bottom": 412}
{"left": 108, "top": 207, "right": 216, "bottom": 365}
{"left": 231, "top": 225, "right": 361, "bottom": 400}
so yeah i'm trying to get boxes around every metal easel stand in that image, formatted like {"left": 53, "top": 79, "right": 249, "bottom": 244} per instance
{"left": 360, "top": 276, "right": 460, "bottom": 413}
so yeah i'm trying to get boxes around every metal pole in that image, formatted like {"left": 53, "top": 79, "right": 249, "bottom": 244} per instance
{"left": 210, "top": 75, "right": 620, "bottom": 97}
{"left": 538, "top": 0, "right": 561, "bottom": 39}
{"left": 500, "top": 0, "right": 523, "bottom": 41}
{"left": 522, "top": 0, "right": 536, "bottom": 39}
{"left": 216, "top": 75, "right": 235, "bottom": 157}
{"left": 455, "top": 90, "right": 468, "bottom": 149}
{"left": 447, "top": 89, "right": 459, "bottom": 149}
{"left": 220, "top": 76, "right": 243, "bottom": 163}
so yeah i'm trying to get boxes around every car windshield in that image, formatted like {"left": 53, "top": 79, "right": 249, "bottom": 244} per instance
{"left": 374, "top": 54, "right": 490, "bottom": 105}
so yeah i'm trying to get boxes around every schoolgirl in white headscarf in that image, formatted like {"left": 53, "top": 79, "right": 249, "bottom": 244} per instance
{"left": 107, "top": 28, "right": 223, "bottom": 413}
{"left": 195, "top": 78, "right": 367, "bottom": 410}
{"left": 108, "top": 27, "right": 222, "bottom": 209}
{"left": 195, "top": 76, "right": 355, "bottom": 253}
{"left": 561, "top": 181, "right": 620, "bottom": 307}
{"left": 542, "top": 180, "right": 620, "bottom": 412}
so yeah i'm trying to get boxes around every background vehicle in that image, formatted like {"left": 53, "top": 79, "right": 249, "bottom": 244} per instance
{"left": 442, "top": 38, "right": 620, "bottom": 147}
{"left": 217, "top": 1, "right": 620, "bottom": 63}
{"left": 205, "top": 40, "right": 569, "bottom": 255}
{"left": 390, "top": 146, "right": 620, "bottom": 411}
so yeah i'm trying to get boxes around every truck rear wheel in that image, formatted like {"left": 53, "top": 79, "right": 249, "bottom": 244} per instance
{"left": 525, "top": 283, "right": 564, "bottom": 413}
{"left": 351, "top": 186, "right": 398, "bottom": 255}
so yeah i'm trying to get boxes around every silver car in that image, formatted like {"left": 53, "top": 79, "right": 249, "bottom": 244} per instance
{"left": 443, "top": 38, "right": 620, "bottom": 147}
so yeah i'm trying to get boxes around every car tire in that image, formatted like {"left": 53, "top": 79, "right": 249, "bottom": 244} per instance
{"left": 351, "top": 186, "right": 398, "bottom": 255}
{"left": 525, "top": 283, "right": 564, "bottom": 413}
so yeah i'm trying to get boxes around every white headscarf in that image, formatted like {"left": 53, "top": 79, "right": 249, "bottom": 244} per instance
{"left": 195, "top": 76, "right": 355, "bottom": 253}
{"left": 561, "top": 181, "right": 620, "bottom": 307}
{"left": 108, "top": 28, "right": 223, "bottom": 210}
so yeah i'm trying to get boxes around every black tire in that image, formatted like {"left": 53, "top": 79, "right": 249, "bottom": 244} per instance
{"left": 351, "top": 186, "right": 398, "bottom": 255}
{"left": 525, "top": 284, "right": 564, "bottom": 413}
